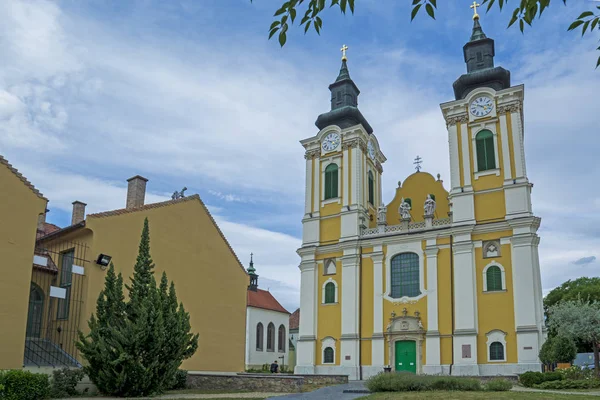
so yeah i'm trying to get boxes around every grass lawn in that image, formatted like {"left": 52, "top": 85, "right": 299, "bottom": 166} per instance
{"left": 358, "top": 392, "right": 598, "bottom": 400}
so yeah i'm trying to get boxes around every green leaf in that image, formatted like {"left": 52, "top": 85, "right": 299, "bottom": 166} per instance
{"left": 577, "top": 11, "right": 594, "bottom": 20}
{"left": 412, "top": 0, "right": 421, "bottom": 5}
{"left": 279, "top": 31, "right": 287, "bottom": 47}
{"left": 269, "top": 27, "right": 279, "bottom": 39}
{"left": 567, "top": 20, "right": 584, "bottom": 31}
{"left": 519, "top": 19, "right": 524, "bottom": 32}
{"left": 508, "top": 7, "right": 520, "bottom": 28}
{"left": 340, "top": 0, "right": 347, "bottom": 13}
{"left": 591, "top": 18, "right": 599, "bottom": 32}
{"left": 304, "top": 20, "right": 312, "bottom": 33}
{"left": 348, "top": 0, "right": 355, "bottom": 13}
{"left": 411, "top": 4, "right": 422, "bottom": 21}
{"left": 269, "top": 21, "right": 281, "bottom": 30}
{"left": 290, "top": 8, "right": 297, "bottom": 23}
{"left": 425, "top": 3, "right": 435, "bottom": 19}
{"left": 274, "top": 6, "right": 287, "bottom": 17}
{"left": 430, "top": 0, "right": 437, "bottom": 8}
{"left": 596, "top": 55, "right": 600, "bottom": 69}
{"left": 486, "top": 0, "right": 496, "bottom": 13}
{"left": 582, "top": 20, "right": 590, "bottom": 36}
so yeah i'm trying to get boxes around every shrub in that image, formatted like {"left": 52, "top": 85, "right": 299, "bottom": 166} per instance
{"left": 50, "top": 368, "right": 85, "bottom": 398}
{"left": 556, "top": 365, "right": 595, "bottom": 381}
{"left": 167, "top": 370, "right": 188, "bottom": 390}
{"left": 535, "top": 379, "right": 600, "bottom": 390}
{"left": 518, "top": 371, "right": 562, "bottom": 387}
{"left": 365, "top": 372, "right": 483, "bottom": 392}
{"left": 553, "top": 336, "right": 577, "bottom": 363}
{"left": 0, "top": 370, "right": 50, "bottom": 400}
{"left": 485, "top": 378, "right": 513, "bottom": 391}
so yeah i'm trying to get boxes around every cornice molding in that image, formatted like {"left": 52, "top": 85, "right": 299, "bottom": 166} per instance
{"left": 445, "top": 114, "right": 469, "bottom": 127}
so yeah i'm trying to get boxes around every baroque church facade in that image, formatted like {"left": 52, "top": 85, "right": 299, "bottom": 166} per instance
{"left": 295, "top": 16, "right": 545, "bottom": 380}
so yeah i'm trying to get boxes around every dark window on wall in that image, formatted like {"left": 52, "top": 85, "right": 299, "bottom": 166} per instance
{"left": 368, "top": 171, "right": 374, "bottom": 205}
{"left": 278, "top": 325, "right": 286, "bottom": 352}
{"left": 57, "top": 249, "right": 74, "bottom": 319}
{"left": 390, "top": 253, "right": 421, "bottom": 298}
{"left": 324, "top": 164, "right": 339, "bottom": 200}
{"left": 490, "top": 342, "right": 504, "bottom": 361}
{"left": 486, "top": 266, "right": 503, "bottom": 291}
{"left": 256, "top": 323, "right": 264, "bottom": 351}
{"left": 324, "top": 347, "right": 334, "bottom": 363}
{"left": 476, "top": 130, "right": 496, "bottom": 171}
{"left": 267, "top": 323, "right": 275, "bottom": 351}
{"left": 324, "top": 282, "right": 336, "bottom": 304}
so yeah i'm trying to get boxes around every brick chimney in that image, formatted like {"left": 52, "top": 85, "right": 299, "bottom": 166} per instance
{"left": 71, "top": 201, "right": 87, "bottom": 225}
{"left": 126, "top": 175, "right": 148, "bottom": 209}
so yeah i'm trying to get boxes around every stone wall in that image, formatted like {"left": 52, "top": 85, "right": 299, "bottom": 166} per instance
{"left": 187, "top": 373, "right": 348, "bottom": 393}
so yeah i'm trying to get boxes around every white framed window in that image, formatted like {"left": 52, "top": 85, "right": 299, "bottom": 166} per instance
{"left": 320, "top": 156, "right": 342, "bottom": 206}
{"left": 384, "top": 242, "right": 426, "bottom": 303}
{"left": 471, "top": 126, "right": 501, "bottom": 179}
{"left": 322, "top": 278, "right": 338, "bottom": 304}
{"left": 482, "top": 261, "right": 506, "bottom": 292}
{"left": 324, "top": 259, "right": 336, "bottom": 275}
{"left": 486, "top": 330, "right": 507, "bottom": 362}
{"left": 321, "top": 336, "right": 336, "bottom": 364}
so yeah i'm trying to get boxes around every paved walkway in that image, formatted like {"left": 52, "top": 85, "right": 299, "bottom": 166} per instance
{"left": 512, "top": 386, "right": 600, "bottom": 396}
{"left": 267, "top": 382, "right": 368, "bottom": 400}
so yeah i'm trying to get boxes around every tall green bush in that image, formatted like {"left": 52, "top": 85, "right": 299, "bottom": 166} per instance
{"left": 50, "top": 368, "right": 85, "bottom": 398}
{"left": 0, "top": 370, "right": 50, "bottom": 400}
{"left": 77, "top": 218, "right": 199, "bottom": 397}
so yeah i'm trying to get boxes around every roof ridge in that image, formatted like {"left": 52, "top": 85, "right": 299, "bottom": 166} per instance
{"left": 0, "top": 155, "right": 47, "bottom": 200}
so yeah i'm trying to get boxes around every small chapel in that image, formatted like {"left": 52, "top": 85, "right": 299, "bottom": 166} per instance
{"left": 294, "top": 9, "right": 545, "bottom": 380}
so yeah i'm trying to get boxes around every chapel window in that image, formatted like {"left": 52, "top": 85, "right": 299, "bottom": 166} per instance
{"left": 278, "top": 325, "right": 286, "bottom": 352}
{"left": 324, "top": 164, "right": 339, "bottom": 200}
{"left": 267, "top": 323, "right": 275, "bottom": 351}
{"left": 476, "top": 130, "right": 496, "bottom": 171}
{"left": 323, "top": 347, "right": 334, "bottom": 363}
{"left": 390, "top": 253, "right": 421, "bottom": 298}
{"left": 256, "top": 323, "right": 264, "bottom": 351}
{"left": 489, "top": 341, "right": 505, "bottom": 361}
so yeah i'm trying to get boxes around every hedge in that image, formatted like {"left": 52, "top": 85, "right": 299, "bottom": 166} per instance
{"left": 365, "top": 372, "right": 509, "bottom": 392}
{"left": 0, "top": 370, "right": 50, "bottom": 400}
{"left": 518, "top": 371, "right": 563, "bottom": 388}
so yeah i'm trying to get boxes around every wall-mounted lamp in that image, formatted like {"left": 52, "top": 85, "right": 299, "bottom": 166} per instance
{"left": 96, "top": 254, "right": 112, "bottom": 269}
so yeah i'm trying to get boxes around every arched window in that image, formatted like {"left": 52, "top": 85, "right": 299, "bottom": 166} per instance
{"left": 368, "top": 171, "right": 374, "bottom": 205}
{"left": 476, "top": 130, "right": 496, "bottom": 171}
{"left": 324, "top": 164, "right": 339, "bottom": 200}
{"left": 278, "top": 325, "right": 286, "bottom": 352}
{"left": 486, "top": 265, "right": 503, "bottom": 292}
{"left": 390, "top": 253, "right": 421, "bottom": 298}
{"left": 489, "top": 342, "right": 504, "bottom": 361}
{"left": 256, "top": 323, "right": 263, "bottom": 351}
{"left": 324, "top": 282, "right": 336, "bottom": 304}
{"left": 267, "top": 323, "right": 275, "bottom": 351}
{"left": 324, "top": 259, "right": 336, "bottom": 275}
{"left": 324, "top": 347, "right": 334, "bottom": 364}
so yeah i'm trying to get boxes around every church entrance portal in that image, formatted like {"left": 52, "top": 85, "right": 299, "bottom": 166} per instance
{"left": 395, "top": 340, "right": 417, "bottom": 373}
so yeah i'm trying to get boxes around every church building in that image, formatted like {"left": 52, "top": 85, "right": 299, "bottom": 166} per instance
{"left": 295, "top": 13, "right": 545, "bottom": 380}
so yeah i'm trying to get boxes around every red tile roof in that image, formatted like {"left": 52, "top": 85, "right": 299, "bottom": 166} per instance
{"left": 0, "top": 155, "right": 47, "bottom": 200}
{"left": 38, "top": 222, "right": 61, "bottom": 236}
{"left": 247, "top": 289, "right": 289, "bottom": 314}
{"left": 289, "top": 308, "right": 300, "bottom": 330}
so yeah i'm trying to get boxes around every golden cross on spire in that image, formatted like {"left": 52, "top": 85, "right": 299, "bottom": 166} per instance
{"left": 470, "top": 1, "right": 480, "bottom": 20}
{"left": 341, "top": 44, "right": 348, "bottom": 61}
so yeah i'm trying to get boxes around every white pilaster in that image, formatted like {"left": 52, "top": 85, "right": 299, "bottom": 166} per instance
{"left": 295, "top": 255, "right": 318, "bottom": 374}
{"left": 305, "top": 158, "right": 313, "bottom": 215}
{"left": 371, "top": 250, "right": 385, "bottom": 367}
{"left": 448, "top": 123, "right": 461, "bottom": 190}
{"left": 342, "top": 149, "right": 349, "bottom": 206}
{"left": 499, "top": 114, "right": 513, "bottom": 180}
{"left": 340, "top": 250, "right": 360, "bottom": 380}
{"left": 352, "top": 146, "right": 362, "bottom": 207}
{"left": 424, "top": 242, "right": 441, "bottom": 373}
{"left": 510, "top": 111, "right": 526, "bottom": 179}
{"left": 313, "top": 157, "right": 320, "bottom": 213}
{"left": 459, "top": 122, "right": 471, "bottom": 187}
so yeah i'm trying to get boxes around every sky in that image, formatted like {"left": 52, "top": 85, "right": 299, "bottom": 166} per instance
{"left": 1, "top": 0, "right": 599, "bottom": 313}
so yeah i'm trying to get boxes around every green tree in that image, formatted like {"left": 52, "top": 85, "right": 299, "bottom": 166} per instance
{"left": 553, "top": 335, "right": 578, "bottom": 364}
{"left": 548, "top": 299, "right": 600, "bottom": 376}
{"left": 539, "top": 336, "right": 555, "bottom": 367}
{"left": 256, "top": 0, "right": 600, "bottom": 68}
{"left": 77, "top": 218, "right": 199, "bottom": 397}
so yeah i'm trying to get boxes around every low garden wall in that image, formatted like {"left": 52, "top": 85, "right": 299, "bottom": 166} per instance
{"left": 186, "top": 372, "right": 348, "bottom": 393}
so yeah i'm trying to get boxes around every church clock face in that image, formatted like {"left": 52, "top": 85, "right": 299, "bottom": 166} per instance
{"left": 367, "top": 140, "right": 376, "bottom": 160}
{"left": 470, "top": 96, "right": 494, "bottom": 117}
{"left": 321, "top": 132, "right": 341, "bottom": 152}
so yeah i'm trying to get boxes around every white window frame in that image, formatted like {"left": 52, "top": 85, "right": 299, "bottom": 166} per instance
{"left": 482, "top": 261, "right": 506, "bottom": 292}
{"left": 486, "top": 330, "right": 507, "bottom": 362}
{"left": 384, "top": 241, "right": 426, "bottom": 303}
{"left": 321, "top": 156, "right": 342, "bottom": 206}
{"left": 321, "top": 336, "right": 337, "bottom": 364}
{"left": 324, "top": 259, "right": 337, "bottom": 275}
{"left": 472, "top": 125, "right": 501, "bottom": 179}
{"left": 322, "top": 278, "right": 338, "bottom": 304}
{"left": 367, "top": 167, "right": 376, "bottom": 208}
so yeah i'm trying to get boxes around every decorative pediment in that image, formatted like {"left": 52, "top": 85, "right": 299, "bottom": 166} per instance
{"left": 385, "top": 309, "right": 425, "bottom": 334}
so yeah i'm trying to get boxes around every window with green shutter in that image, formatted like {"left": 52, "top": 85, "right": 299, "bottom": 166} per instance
{"left": 486, "top": 265, "right": 503, "bottom": 291}
{"left": 324, "top": 347, "right": 334, "bottom": 363}
{"left": 390, "top": 253, "right": 421, "bottom": 298}
{"left": 490, "top": 342, "right": 504, "bottom": 361}
{"left": 368, "top": 171, "right": 374, "bottom": 205}
{"left": 324, "top": 282, "right": 336, "bottom": 304}
{"left": 476, "top": 130, "right": 496, "bottom": 171}
{"left": 324, "top": 164, "right": 338, "bottom": 200}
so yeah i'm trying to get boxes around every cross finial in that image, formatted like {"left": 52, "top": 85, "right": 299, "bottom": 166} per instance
{"left": 341, "top": 44, "right": 348, "bottom": 61}
{"left": 470, "top": 1, "right": 480, "bottom": 20}
{"left": 413, "top": 155, "right": 423, "bottom": 172}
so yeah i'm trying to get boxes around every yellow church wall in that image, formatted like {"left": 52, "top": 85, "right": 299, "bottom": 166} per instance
{"left": 0, "top": 162, "right": 47, "bottom": 369}
{"left": 436, "top": 247, "right": 453, "bottom": 337}
{"left": 316, "top": 259, "right": 342, "bottom": 365}
{"left": 361, "top": 340, "right": 372, "bottom": 366}
{"left": 386, "top": 172, "right": 449, "bottom": 224}
{"left": 440, "top": 337, "right": 453, "bottom": 365}
{"left": 475, "top": 243, "right": 517, "bottom": 365}
{"left": 474, "top": 191, "right": 506, "bottom": 223}
{"left": 320, "top": 202, "right": 342, "bottom": 218}
{"left": 472, "top": 230, "right": 513, "bottom": 242}
{"left": 319, "top": 217, "right": 341, "bottom": 245}
{"left": 506, "top": 113, "right": 517, "bottom": 181}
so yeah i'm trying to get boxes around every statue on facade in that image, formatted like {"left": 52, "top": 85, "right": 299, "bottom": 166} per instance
{"left": 377, "top": 203, "right": 387, "bottom": 225}
{"left": 424, "top": 194, "right": 436, "bottom": 217}
{"left": 171, "top": 187, "right": 188, "bottom": 200}
{"left": 399, "top": 198, "right": 412, "bottom": 220}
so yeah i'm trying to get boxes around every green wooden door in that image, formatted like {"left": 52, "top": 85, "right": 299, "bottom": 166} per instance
{"left": 395, "top": 341, "right": 416, "bottom": 373}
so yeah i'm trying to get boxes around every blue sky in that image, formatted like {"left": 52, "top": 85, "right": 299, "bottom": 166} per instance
{"left": 1, "top": 0, "right": 598, "bottom": 312}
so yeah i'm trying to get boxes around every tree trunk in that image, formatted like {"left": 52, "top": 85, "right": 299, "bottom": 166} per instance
{"left": 594, "top": 341, "right": 600, "bottom": 377}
